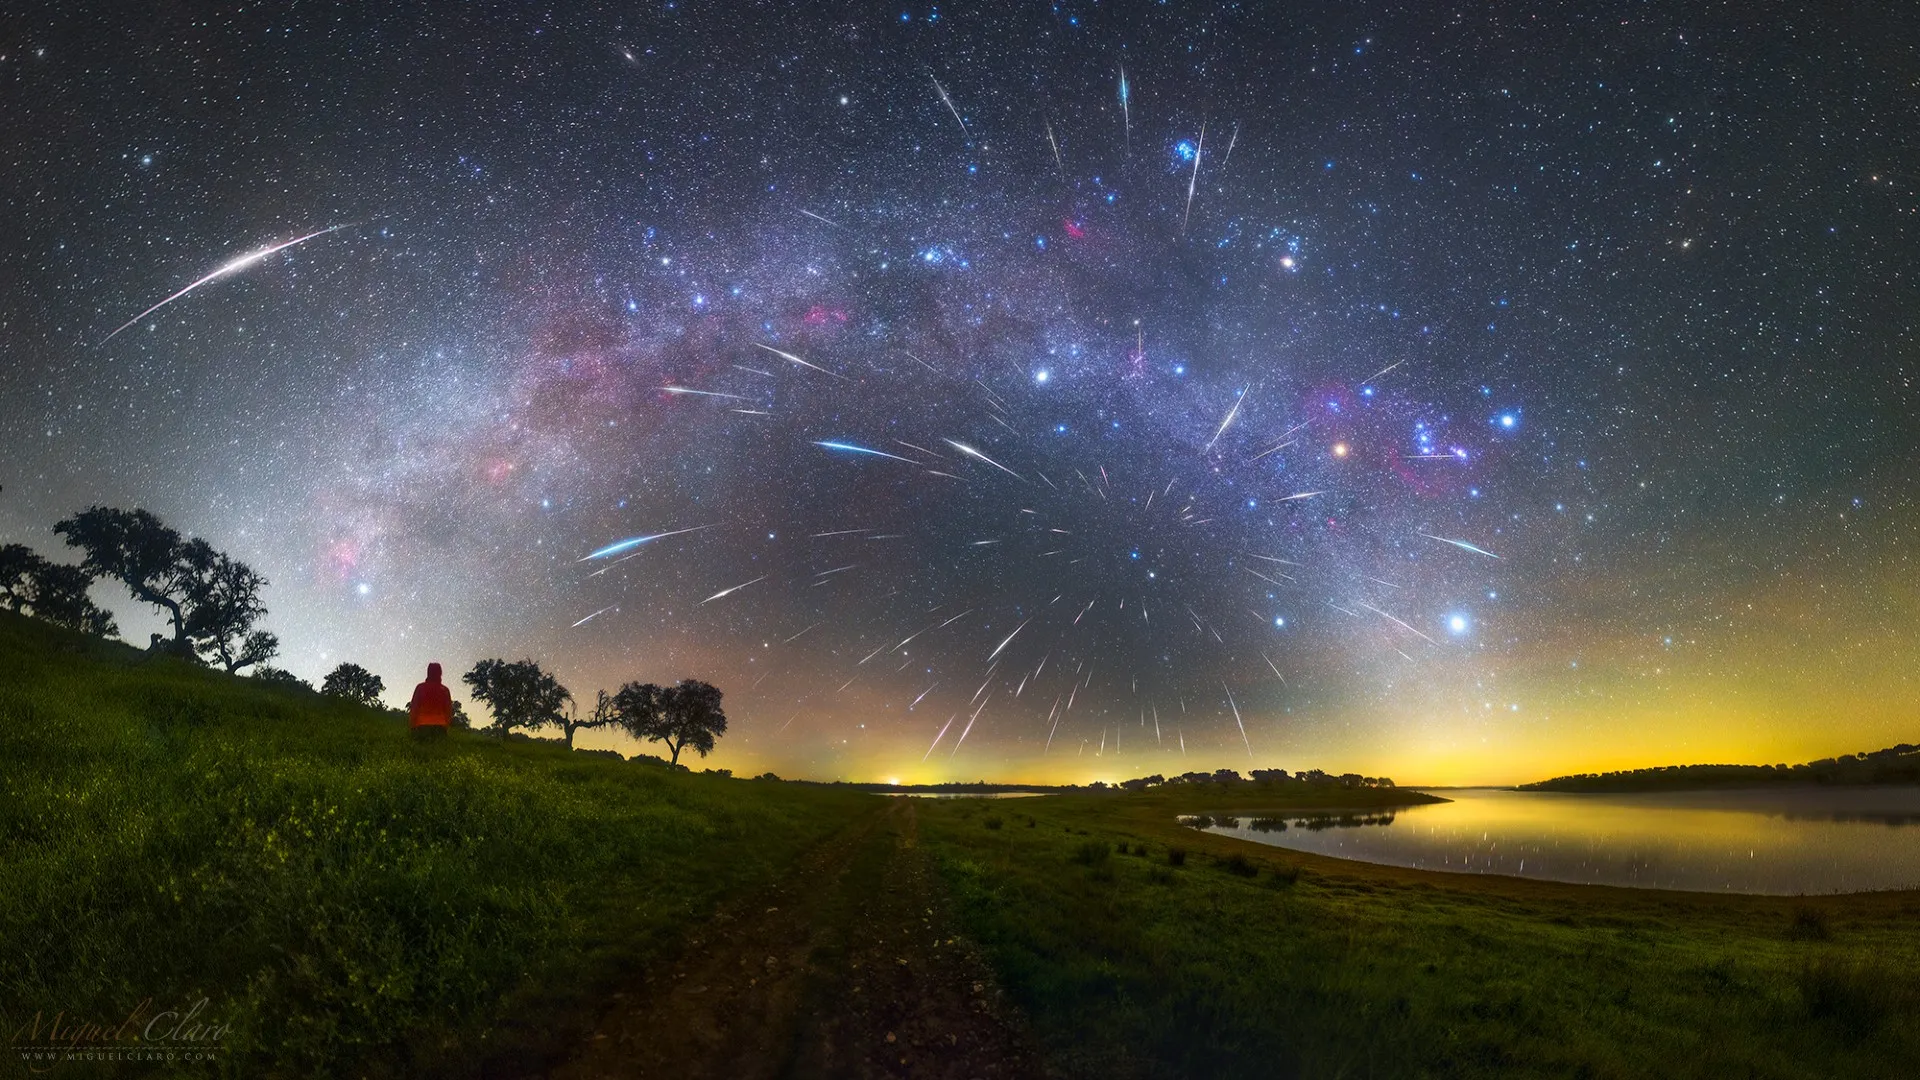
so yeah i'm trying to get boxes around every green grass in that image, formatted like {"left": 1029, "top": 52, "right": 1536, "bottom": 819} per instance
{"left": 0, "top": 611, "right": 872, "bottom": 1077}
{"left": 918, "top": 789, "right": 1920, "bottom": 1079}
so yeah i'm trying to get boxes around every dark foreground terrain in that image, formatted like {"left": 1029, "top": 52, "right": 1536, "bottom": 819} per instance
{"left": 4, "top": 611, "right": 1918, "bottom": 1078}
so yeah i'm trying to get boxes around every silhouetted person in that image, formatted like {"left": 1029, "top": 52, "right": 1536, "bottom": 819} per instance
{"left": 408, "top": 662, "right": 453, "bottom": 740}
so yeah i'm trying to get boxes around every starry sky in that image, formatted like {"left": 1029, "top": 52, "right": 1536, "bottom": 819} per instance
{"left": 3, "top": 2, "right": 1916, "bottom": 784}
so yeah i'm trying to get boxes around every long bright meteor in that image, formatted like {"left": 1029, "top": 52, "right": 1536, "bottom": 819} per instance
{"left": 814, "top": 441, "right": 919, "bottom": 464}
{"left": 1418, "top": 532, "right": 1502, "bottom": 559}
{"left": 943, "top": 439, "right": 1024, "bottom": 480}
{"left": 753, "top": 342, "right": 847, "bottom": 380}
{"left": 700, "top": 575, "right": 768, "bottom": 604}
{"left": 579, "top": 524, "right": 714, "bottom": 561}
{"left": 1203, "top": 384, "right": 1248, "bottom": 451}
{"left": 100, "top": 224, "right": 353, "bottom": 344}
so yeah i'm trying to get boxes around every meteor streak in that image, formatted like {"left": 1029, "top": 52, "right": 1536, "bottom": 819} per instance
{"left": 570, "top": 605, "right": 617, "bottom": 628}
{"left": 1223, "top": 682, "right": 1251, "bottom": 758}
{"left": 700, "top": 575, "right": 767, "bottom": 604}
{"left": 909, "top": 682, "right": 938, "bottom": 710}
{"left": 1355, "top": 601, "right": 1439, "bottom": 645}
{"left": 798, "top": 208, "right": 843, "bottom": 228}
{"left": 987, "top": 617, "right": 1032, "bottom": 661}
{"left": 923, "top": 714, "right": 957, "bottom": 761}
{"left": 660, "top": 386, "right": 748, "bottom": 399}
{"left": 1203, "top": 383, "right": 1248, "bottom": 451}
{"left": 1182, "top": 120, "right": 1205, "bottom": 234}
{"left": 100, "top": 224, "right": 352, "bottom": 344}
{"left": 1261, "top": 652, "right": 1287, "bottom": 684}
{"left": 754, "top": 342, "right": 847, "bottom": 379}
{"left": 814, "top": 440, "right": 919, "bottom": 463}
{"left": 580, "top": 524, "right": 713, "bottom": 561}
{"left": 1418, "top": 532, "right": 1502, "bottom": 559}
{"left": 943, "top": 439, "right": 1024, "bottom": 480}
{"left": 929, "top": 74, "right": 968, "bottom": 134}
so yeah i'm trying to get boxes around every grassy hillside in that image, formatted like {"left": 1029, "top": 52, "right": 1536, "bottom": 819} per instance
{"left": 0, "top": 611, "right": 872, "bottom": 1077}
{"left": 918, "top": 790, "right": 1920, "bottom": 1079}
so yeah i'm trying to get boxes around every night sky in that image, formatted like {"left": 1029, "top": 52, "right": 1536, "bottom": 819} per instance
{"left": 3, "top": 2, "right": 1916, "bottom": 784}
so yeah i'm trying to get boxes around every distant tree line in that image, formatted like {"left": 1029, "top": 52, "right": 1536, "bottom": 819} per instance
{"left": 1103, "top": 768, "right": 1396, "bottom": 792}
{"left": 1520, "top": 743, "right": 1920, "bottom": 792}
{"left": 0, "top": 505, "right": 277, "bottom": 671}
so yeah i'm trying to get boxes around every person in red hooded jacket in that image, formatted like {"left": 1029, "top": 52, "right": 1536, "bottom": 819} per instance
{"left": 408, "top": 662, "right": 454, "bottom": 740}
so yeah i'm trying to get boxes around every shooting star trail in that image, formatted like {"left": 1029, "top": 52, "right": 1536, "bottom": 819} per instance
{"left": 580, "top": 524, "right": 714, "bottom": 561}
{"left": 909, "top": 682, "right": 939, "bottom": 710}
{"left": 659, "top": 386, "right": 749, "bottom": 400}
{"left": 1355, "top": 601, "right": 1440, "bottom": 645}
{"left": 1223, "top": 682, "right": 1252, "bottom": 758}
{"left": 1362, "top": 359, "right": 1405, "bottom": 385}
{"left": 570, "top": 605, "right": 617, "bottom": 628}
{"left": 1182, "top": 121, "right": 1206, "bottom": 234}
{"left": 814, "top": 440, "right": 919, "bottom": 464}
{"left": 1262, "top": 652, "right": 1288, "bottom": 685}
{"left": 1203, "top": 384, "right": 1248, "bottom": 451}
{"left": 700, "top": 575, "right": 767, "bottom": 604}
{"left": 754, "top": 342, "right": 847, "bottom": 380}
{"left": 798, "top": 208, "right": 843, "bottom": 228}
{"left": 1117, "top": 65, "right": 1131, "bottom": 149}
{"left": 943, "top": 439, "right": 1024, "bottom": 481}
{"left": 950, "top": 694, "right": 991, "bottom": 756}
{"left": 986, "top": 617, "right": 1033, "bottom": 662}
{"left": 923, "top": 714, "right": 957, "bottom": 761}
{"left": 1220, "top": 121, "right": 1240, "bottom": 168}
{"left": 929, "top": 74, "right": 968, "bottom": 134}
{"left": 100, "top": 224, "right": 352, "bottom": 344}
{"left": 1418, "top": 532, "right": 1502, "bottom": 559}
{"left": 1045, "top": 119, "right": 1066, "bottom": 178}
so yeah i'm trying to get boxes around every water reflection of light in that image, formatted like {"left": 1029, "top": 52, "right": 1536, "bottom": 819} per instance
{"left": 1188, "top": 787, "right": 1920, "bottom": 895}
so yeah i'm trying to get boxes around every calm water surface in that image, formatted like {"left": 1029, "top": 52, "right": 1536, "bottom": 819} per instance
{"left": 1188, "top": 787, "right": 1920, "bottom": 894}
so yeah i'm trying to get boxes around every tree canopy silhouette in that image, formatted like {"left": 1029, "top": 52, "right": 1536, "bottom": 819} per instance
{"left": 184, "top": 553, "right": 278, "bottom": 673}
{"left": 615, "top": 679, "right": 727, "bottom": 765}
{"left": 463, "top": 658, "right": 571, "bottom": 739}
{"left": 557, "top": 689, "right": 618, "bottom": 750}
{"left": 0, "top": 543, "right": 117, "bottom": 636}
{"left": 54, "top": 507, "right": 200, "bottom": 652}
{"left": 52, "top": 506, "right": 276, "bottom": 669}
{"left": 321, "top": 662, "right": 385, "bottom": 707}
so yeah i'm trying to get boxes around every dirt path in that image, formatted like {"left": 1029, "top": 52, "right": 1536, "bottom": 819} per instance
{"left": 549, "top": 797, "right": 1042, "bottom": 1080}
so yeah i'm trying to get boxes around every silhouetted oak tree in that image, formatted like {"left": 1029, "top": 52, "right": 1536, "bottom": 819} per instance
{"left": 0, "top": 543, "right": 117, "bottom": 636}
{"left": 321, "top": 662, "right": 385, "bottom": 707}
{"left": 53, "top": 506, "right": 275, "bottom": 666}
{"left": 54, "top": 507, "right": 202, "bottom": 652}
{"left": 185, "top": 553, "right": 278, "bottom": 672}
{"left": 463, "top": 658, "right": 572, "bottom": 739}
{"left": 555, "top": 689, "right": 618, "bottom": 750}
{"left": 615, "top": 679, "right": 727, "bottom": 765}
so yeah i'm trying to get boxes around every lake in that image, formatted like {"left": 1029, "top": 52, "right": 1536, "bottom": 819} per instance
{"left": 1185, "top": 786, "right": 1920, "bottom": 895}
